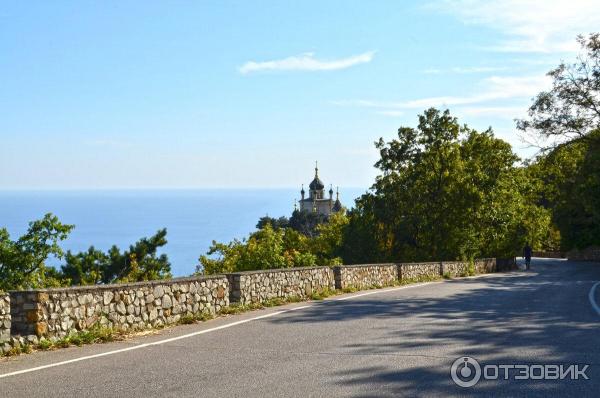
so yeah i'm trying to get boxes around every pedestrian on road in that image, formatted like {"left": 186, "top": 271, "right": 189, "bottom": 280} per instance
{"left": 523, "top": 243, "right": 532, "bottom": 270}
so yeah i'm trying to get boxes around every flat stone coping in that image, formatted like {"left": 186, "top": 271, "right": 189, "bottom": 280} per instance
{"left": 9, "top": 274, "right": 228, "bottom": 294}
{"left": 333, "top": 263, "right": 397, "bottom": 269}
{"left": 227, "top": 266, "right": 332, "bottom": 276}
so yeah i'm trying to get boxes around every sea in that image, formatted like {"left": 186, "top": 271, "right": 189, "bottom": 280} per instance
{"left": 0, "top": 188, "right": 367, "bottom": 276}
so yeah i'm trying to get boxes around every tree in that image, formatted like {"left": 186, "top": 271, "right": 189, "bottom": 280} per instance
{"left": 288, "top": 209, "right": 327, "bottom": 238}
{"left": 518, "top": 32, "right": 600, "bottom": 250}
{"left": 517, "top": 33, "right": 600, "bottom": 150}
{"left": 0, "top": 213, "right": 73, "bottom": 291}
{"left": 199, "top": 224, "right": 292, "bottom": 274}
{"left": 343, "top": 108, "right": 551, "bottom": 263}
{"left": 256, "top": 215, "right": 289, "bottom": 230}
{"left": 61, "top": 247, "right": 108, "bottom": 286}
{"left": 527, "top": 132, "right": 600, "bottom": 250}
{"left": 61, "top": 229, "right": 172, "bottom": 285}
{"left": 310, "top": 212, "right": 348, "bottom": 265}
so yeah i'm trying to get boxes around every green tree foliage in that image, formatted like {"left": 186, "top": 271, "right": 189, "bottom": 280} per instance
{"left": 198, "top": 224, "right": 319, "bottom": 274}
{"left": 0, "top": 213, "right": 74, "bottom": 291}
{"left": 0, "top": 213, "right": 172, "bottom": 291}
{"left": 518, "top": 33, "right": 600, "bottom": 250}
{"left": 288, "top": 209, "right": 327, "bottom": 238}
{"left": 61, "top": 229, "right": 172, "bottom": 285}
{"left": 527, "top": 132, "right": 600, "bottom": 250}
{"left": 517, "top": 33, "right": 600, "bottom": 150}
{"left": 310, "top": 212, "right": 348, "bottom": 265}
{"left": 198, "top": 212, "right": 351, "bottom": 274}
{"left": 256, "top": 215, "right": 290, "bottom": 230}
{"left": 342, "top": 108, "right": 551, "bottom": 263}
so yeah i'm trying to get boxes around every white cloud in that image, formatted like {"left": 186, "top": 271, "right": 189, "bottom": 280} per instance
{"left": 429, "top": 0, "right": 600, "bottom": 53}
{"left": 333, "top": 74, "right": 551, "bottom": 118}
{"left": 239, "top": 51, "right": 375, "bottom": 74}
{"left": 456, "top": 106, "right": 527, "bottom": 117}
{"left": 451, "top": 66, "right": 508, "bottom": 73}
{"left": 345, "top": 75, "right": 550, "bottom": 109}
{"left": 424, "top": 66, "right": 508, "bottom": 74}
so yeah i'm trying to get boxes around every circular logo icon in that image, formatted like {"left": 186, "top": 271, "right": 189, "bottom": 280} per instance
{"left": 450, "top": 356, "right": 481, "bottom": 387}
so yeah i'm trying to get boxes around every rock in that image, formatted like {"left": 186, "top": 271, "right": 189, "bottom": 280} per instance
{"left": 153, "top": 286, "right": 164, "bottom": 299}
{"left": 35, "top": 322, "right": 48, "bottom": 337}
{"left": 103, "top": 291, "right": 114, "bottom": 305}
{"left": 162, "top": 295, "right": 173, "bottom": 309}
{"left": 116, "top": 301, "right": 127, "bottom": 315}
{"left": 60, "top": 320, "right": 69, "bottom": 331}
{"left": 146, "top": 294, "right": 154, "bottom": 303}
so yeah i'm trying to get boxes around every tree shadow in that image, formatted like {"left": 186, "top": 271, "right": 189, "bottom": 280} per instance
{"left": 268, "top": 260, "right": 600, "bottom": 396}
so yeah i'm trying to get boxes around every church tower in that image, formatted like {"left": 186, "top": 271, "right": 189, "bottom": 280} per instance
{"left": 298, "top": 162, "right": 343, "bottom": 216}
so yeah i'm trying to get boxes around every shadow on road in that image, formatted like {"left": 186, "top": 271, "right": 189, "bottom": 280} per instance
{"left": 269, "top": 259, "right": 600, "bottom": 396}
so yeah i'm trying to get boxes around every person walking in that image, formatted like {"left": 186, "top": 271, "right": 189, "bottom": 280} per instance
{"left": 523, "top": 243, "right": 533, "bottom": 270}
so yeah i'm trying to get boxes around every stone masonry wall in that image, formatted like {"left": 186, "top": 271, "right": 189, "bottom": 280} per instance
{"left": 228, "top": 267, "right": 334, "bottom": 305}
{"left": 333, "top": 264, "right": 398, "bottom": 290}
{"left": 496, "top": 257, "right": 518, "bottom": 271}
{"left": 441, "top": 261, "right": 470, "bottom": 277}
{"left": 533, "top": 251, "right": 566, "bottom": 259}
{"left": 398, "top": 262, "right": 442, "bottom": 281}
{"left": 9, "top": 275, "right": 228, "bottom": 339}
{"left": 474, "top": 258, "right": 496, "bottom": 274}
{"left": 3, "top": 257, "right": 513, "bottom": 349}
{"left": 0, "top": 293, "right": 10, "bottom": 343}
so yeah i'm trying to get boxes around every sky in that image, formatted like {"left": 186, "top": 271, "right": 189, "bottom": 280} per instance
{"left": 2, "top": 0, "right": 600, "bottom": 190}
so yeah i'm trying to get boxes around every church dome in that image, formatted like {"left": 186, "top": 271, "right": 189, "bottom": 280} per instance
{"left": 333, "top": 199, "right": 343, "bottom": 212}
{"left": 309, "top": 176, "right": 325, "bottom": 190}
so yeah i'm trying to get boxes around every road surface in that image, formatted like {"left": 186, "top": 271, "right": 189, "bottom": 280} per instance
{"left": 1, "top": 258, "right": 600, "bottom": 397}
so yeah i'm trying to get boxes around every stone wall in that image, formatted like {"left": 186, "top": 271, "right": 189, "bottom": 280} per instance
{"left": 496, "top": 257, "right": 518, "bottom": 271}
{"left": 2, "top": 257, "right": 514, "bottom": 349}
{"left": 228, "top": 267, "right": 334, "bottom": 305}
{"left": 398, "top": 262, "right": 442, "bottom": 282}
{"left": 0, "top": 293, "right": 10, "bottom": 342}
{"left": 333, "top": 264, "right": 398, "bottom": 290}
{"left": 568, "top": 247, "right": 600, "bottom": 262}
{"left": 473, "top": 258, "right": 496, "bottom": 274}
{"left": 533, "top": 251, "right": 566, "bottom": 259}
{"left": 9, "top": 275, "right": 228, "bottom": 339}
{"left": 441, "top": 261, "right": 470, "bottom": 277}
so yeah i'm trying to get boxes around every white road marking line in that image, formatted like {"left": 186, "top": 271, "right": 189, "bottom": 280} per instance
{"left": 588, "top": 281, "right": 600, "bottom": 317}
{"left": 0, "top": 272, "right": 506, "bottom": 379}
{"left": 285, "top": 305, "right": 311, "bottom": 311}
{"left": 333, "top": 272, "right": 497, "bottom": 301}
{"left": 0, "top": 308, "right": 297, "bottom": 380}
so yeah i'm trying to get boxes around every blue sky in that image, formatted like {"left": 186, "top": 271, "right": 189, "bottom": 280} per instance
{"left": 2, "top": 1, "right": 599, "bottom": 190}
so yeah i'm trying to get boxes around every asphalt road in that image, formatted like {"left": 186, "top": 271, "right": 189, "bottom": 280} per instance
{"left": 1, "top": 258, "right": 600, "bottom": 397}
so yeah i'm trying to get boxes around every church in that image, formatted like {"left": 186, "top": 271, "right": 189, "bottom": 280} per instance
{"left": 298, "top": 162, "right": 343, "bottom": 216}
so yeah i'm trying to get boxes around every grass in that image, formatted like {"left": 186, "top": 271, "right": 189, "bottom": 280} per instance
{"left": 467, "top": 262, "right": 476, "bottom": 276}
{"left": 37, "top": 339, "right": 52, "bottom": 350}
{"left": 2, "top": 324, "right": 125, "bottom": 357}
{"left": 310, "top": 287, "right": 338, "bottom": 300}
{"left": 399, "top": 275, "right": 443, "bottom": 285}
